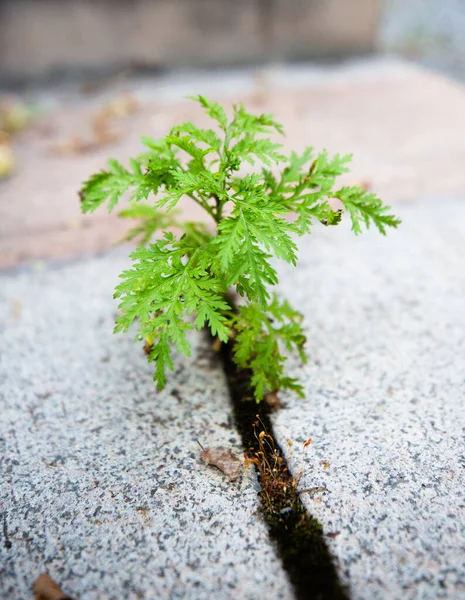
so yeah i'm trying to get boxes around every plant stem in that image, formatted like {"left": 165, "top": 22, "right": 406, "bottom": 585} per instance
{"left": 187, "top": 192, "right": 216, "bottom": 222}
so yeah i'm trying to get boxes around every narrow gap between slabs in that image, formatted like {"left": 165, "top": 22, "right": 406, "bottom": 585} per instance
{"left": 218, "top": 338, "right": 350, "bottom": 600}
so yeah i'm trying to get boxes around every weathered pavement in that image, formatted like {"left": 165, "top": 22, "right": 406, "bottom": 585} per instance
{"left": 272, "top": 199, "right": 465, "bottom": 599}
{"left": 0, "top": 253, "right": 293, "bottom": 600}
{"left": 1, "top": 204, "right": 464, "bottom": 599}
{"left": 1, "top": 60, "right": 465, "bottom": 599}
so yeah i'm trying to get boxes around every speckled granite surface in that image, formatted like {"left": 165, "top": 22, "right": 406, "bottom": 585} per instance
{"left": 273, "top": 200, "right": 465, "bottom": 599}
{"left": 0, "top": 252, "right": 293, "bottom": 600}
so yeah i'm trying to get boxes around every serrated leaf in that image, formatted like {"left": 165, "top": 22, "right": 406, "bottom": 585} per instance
{"left": 190, "top": 95, "right": 228, "bottom": 131}
{"left": 79, "top": 160, "right": 133, "bottom": 213}
{"left": 335, "top": 186, "right": 402, "bottom": 235}
{"left": 80, "top": 95, "right": 400, "bottom": 401}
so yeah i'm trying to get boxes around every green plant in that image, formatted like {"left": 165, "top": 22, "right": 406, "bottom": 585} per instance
{"left": 80, "top": 96, "right": 400, "bottom": 401}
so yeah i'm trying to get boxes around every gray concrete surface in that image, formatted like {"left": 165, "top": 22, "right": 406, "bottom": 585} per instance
{"left": 0, "top": 252, "right": 293, "bottom": 600}
{"left": 273, "top": 199, "right": 465, "bottom": 599}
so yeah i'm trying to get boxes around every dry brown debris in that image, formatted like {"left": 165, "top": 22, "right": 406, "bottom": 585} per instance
{"left": 264, "top": 391, "right": 281, "bottom": 410}
{"left": 33, "top": 573, "right": 73, "bottom": 600}
{"left": 199, "top": 444, "right": 242, "bottom": 480}
{"left": 52, "top": 94, "right": 138, "bottom": 155}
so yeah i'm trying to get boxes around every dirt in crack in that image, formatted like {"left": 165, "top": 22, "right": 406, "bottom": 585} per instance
{"left": 220, "top": 340, "right": 350, "bottom": 600}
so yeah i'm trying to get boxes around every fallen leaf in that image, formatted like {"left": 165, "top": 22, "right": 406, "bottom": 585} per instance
{"left": 91, "top": 113, "right": 122, "bottom": 146}
{"left": 52, "top": 109, "right": 122, "bottom": 155}
{"left": 303, "top": 438, "right": 312, "bottom": 448}
{"left": 320, "top": 461, "right": 329, "bottom": 469}
{"left": 327, "top": 531, "right": 340, "bottom": 538}
{"left": 52, "top": 135, "right": 94, "bottom": 155}
{"left": 264, "top": 391, "right": 281, "bottom": 410}
{"left": 96, "top": 94, "right": 139, "bottom": 120}
{"left": 0, "top": 99, "right": 29, "bottom": 134}
{"left": 33, "top": 573, "right": 73, "bottom": 600}
{"left": 0, "top": 144, "right": 15, "bottom": 179}
{"left": 0, "top": 130, "right": 11, "bottom": 145}
{"left": 143, "top": 339, "right": 154, "bottom": 355}
{"left": 211, "top": 337, "right": 222, "bottom": 352}
{"left": 200, "top": 446, "right": 242, "bottom": 480}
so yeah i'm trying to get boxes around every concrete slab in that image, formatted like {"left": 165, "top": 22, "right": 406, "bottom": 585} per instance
{"left": 3, "top": 59, "right": 465, "bottom": 268}
{"left": 272, "top": 200, "right": 465, "bottom": 599}
{"left": 0, "top": 252, "right": 293, "bottom": 599}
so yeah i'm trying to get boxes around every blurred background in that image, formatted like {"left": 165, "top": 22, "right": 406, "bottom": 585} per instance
{"left": 2, "top": 0, "right": 465, "bottom": 267}
{"left": 2, "top": 0, "right": 465, "bottom": 84}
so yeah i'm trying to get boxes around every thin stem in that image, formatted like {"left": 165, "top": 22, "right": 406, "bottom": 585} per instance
{"left": 186, "top": 192, "right": 216, "bottom": 221}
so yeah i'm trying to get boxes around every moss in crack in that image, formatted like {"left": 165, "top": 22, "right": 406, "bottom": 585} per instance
{"left": 220, "top": 340, "right": 349, "bottom": 600}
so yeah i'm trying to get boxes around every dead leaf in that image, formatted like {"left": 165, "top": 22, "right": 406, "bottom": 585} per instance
{"left": 96, "top": 94, "right": 139, "bottom": 120}
{"left": 90, "top": 113, "right": 122, "bottom": 146}
{"left": 264, "top": 391, "right": 281, "bottom": 410}
{"left": 33, "top": 573, "right": 73, "bottom": 600}
{"left": 52, "top": 135, "right": 94, "bottom": 155}
{"left": 327, "top": 531, "right": 341, "bottom": 538}
{"left": 52, "top": 107, "right": 123, "bottom": 155}
{"left": 320, "top": 461, "right": 329, "bottom": 469}
{"left": 200, "top": 446, "right": 242, "bottom": 480}
{"left": 0, "top": 144, "right": 15, "bottom": 179}
{"left": 211, "top": 337, "right": 222, "bottom": 353}
{"left": 0, "top": 130, "right": 11, "bottom": 145}
{"left": 0, "top": 99, "right": 29, "bottom": 134}
{"left": 303, "top": 438, "right": 312, "bottom": 448}
{"left": 143, "top": 339, "right": 154, "bottom": 355}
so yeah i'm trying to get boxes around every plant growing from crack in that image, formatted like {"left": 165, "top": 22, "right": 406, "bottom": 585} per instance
{"left": 80, "top": 96, "right": 400, "bottom": 401}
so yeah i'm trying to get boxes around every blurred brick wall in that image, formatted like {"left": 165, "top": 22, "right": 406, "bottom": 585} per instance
{"left": 0, "top": 0, "right": 380, "bottom": 82}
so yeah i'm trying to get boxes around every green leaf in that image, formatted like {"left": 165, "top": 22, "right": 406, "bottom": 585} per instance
{"left": 231, "top": 297, "right": 307, "bottom": 401}
{"left": 229, "top": 104, "right": 285, "bottom": 137}
{"left": 335, "top": 186, "right": 402, "bottom": 235}
{"left": 171, "top": 122, "right": 222, "bottom": 152}
{"left": 230, "top": 136, "right": 286, "bottom": 166}
{"left": 114, "top": 234, "right": 232, "bottom": 387}
{"left": 79, "top": 159, "right": 133, "bottom": 213}
{"left": 189, "top": 95, "right": 228, "bottom": 131}
{"left": 80, "top": 95, "right": 400, "bottom": 401}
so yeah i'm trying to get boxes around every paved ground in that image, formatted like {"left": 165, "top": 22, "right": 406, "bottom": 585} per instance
{"left": 0, "top": 252, "right": 293, "bottom": 600}
{"left": 3, "top": 59, "right": 465, "bottom": 267}
{"left": 273, "top": 199, "right": 465, "bottom": 599}
{"left": 1, "top": 205, "right": 464, "bottom": 600}
{"left": 2, "top": 60, "right": 465, "bottom": 599}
